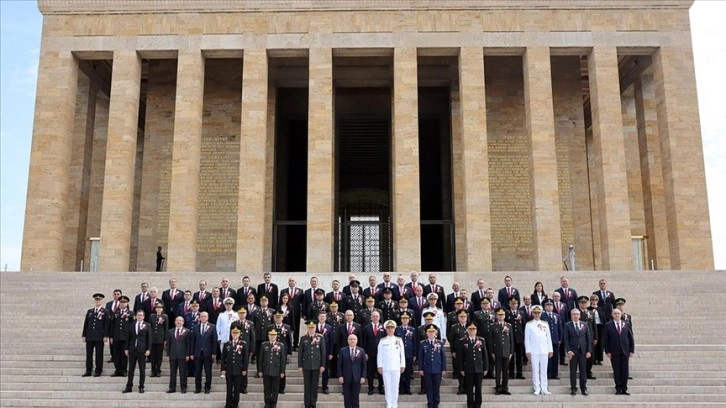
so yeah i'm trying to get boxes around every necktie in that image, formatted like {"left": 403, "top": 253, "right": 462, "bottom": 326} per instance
{"left": 430, "top": 340, "right": 433, "bottom": 346}
{"left": 113, "top": 302, "right": 118, "bottom": 312}
{"left": 200, "top": 292, "right": 205, "bottom": 301}
{"left": 136, "top": 323, "right": 140, "bottom": 334}
{"left": 202, "top": 324, "right": 206, "bottom": 333}
{"left": 141, "top": 293, "right": 146, "bottom": 302}
{"left": 172, "top": 289, "right": 176, "bottom": 298}
{"left": 176, "top": 328, "right": 181, "bottom": 339}
{"left": 319, "top": 324, "right": 322, "bottom": 332}
{"left": 348, "top": 324, "right": 352, "bottom": 334}
{"left": 566, "top": 289, "right": 570, "bottom": 298}
{"left": 335, "top": 292, "right": 339, "bottom": 301}
{"left": 266, "top": 284, "right": 270, "bottom": 293}
{"left": 617, "top": 322, "right": 622, "bottom": 334}
{"left": 351, "top": 348, "right": 355, "bottom": 361}
{"left": 373, "top": 325, "right": 378, "bottom": 336}
{"left": 290, "top": 288, "right": 294, "bottom": 299}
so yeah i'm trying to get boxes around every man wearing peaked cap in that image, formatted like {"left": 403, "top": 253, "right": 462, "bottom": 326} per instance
{"left": 450, "top": 308, "right": 470, "bottom": 394}
{"left": 270, "top": 310, "right": 293, "bottom": 394}
{"left": 217, "top": 297, "right": 240, "bottom": 359}
{"left": 458, "top": 322, "right": 488, "bottom": 408}
{"left": 419, "top": 325, "right": 446, "bottom": 408}
{"left": 221, "top": 325, "right": 249, "bottom": 408}
{"left": 525, "top": 305, "right": 553, "bottom": 395}
{"left": 394, "top": 312, "right": 417, "bottom": 395}
{"left": 258, "top": 327, "right": 286, "bottom": 408}
{"left": 378, "top": 320, "right": 406, "bottom": 408}
{"left": 308, "top": 288, "right": 330, "bottom": 323}
{"left": 82, "top": 293, "right": 109, "bottom": 377}
{"left": 542, "top": 299, "right": 563, "bottom": 381}
{"left": 299, "top": 320, "right": 326, "bottom": 408}
{"left": 489, "top": 307, "right": 513, "bottom": 395}
{"left": 421, "top": 293, "right": 447, "bottom": 344}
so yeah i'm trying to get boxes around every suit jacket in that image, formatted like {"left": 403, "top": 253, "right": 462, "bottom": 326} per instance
{"left": 409, "top": 296, "right": 428, "bottom": 322}
{"left": 394, "top": 285, "right": 412, "bottom": 301}
{"left": 361, "top": 322, "right": 385, "bottom": 359}
{"left": 303, "top": 287, "right": 321, "bottom": 320}
{"left": 336, "top": 321, "right": 363, "bottom": 354}
{"left": 82, "top": 307, "right": 110, "bottom": 341}
{"left": 488, "top": 322, "right": 514, "bottom": 357}
{"left": 207, "top": 297, "right": 226, "bottom": 324}
{"left": 362, "top": 286, "right": 381, "bottom": 302}
{"left": 338, "top": 346, "right": 366, "bottom": 382}
{"left": 191, "top": 323, "right": 218, "bottom": 358}
{"left": 593, "top": 290, "right": 616, "bottom": 321}
{"left": 530, "top": 292, "right": 548, "bottom": 306}
{"left": 162, "top": 289, "right": 185, "bottom": 320}
{"left": 166, "top": 326, "right": 192, "bottom": 359}
{"left": 497, "top": 286, "right": 521, "bottom": 308}
{"left": 470, "top": 289, "right": 488, "bottom": 308}
{"left": 563, "top": 320, "right": 592, "bottom": 354}
{"left": 279, "top": 287, "right": 304, "bottom": 318}
{"left": 325, "top": 291, "right": 348, "bottom": 311}
{"left": 126, "top": 321, "right": 152, "bottom": 353}
{"left": 422, "top": 284, "right": 446, "bottom": 311}
{"left": 149, "top": 313, "right": 169, "bottom": 344}
{"left": 446, "top": 292, "right": 466, "bottom": 312}
{"left": 192, "top": 290, "right": 211, "bottom": 304}
{"left": 418, "top": 339, "right": 446, "bottom": 373}
{"left": 298, "top": 334, "right": 326, "bottom": 370}
{"left": 342, "top": 284, "right": 353, "bottom": 296}
{"left": 257, "top": 283, "right": 279, "bottom": 309}
{"left": 219, "top": 287, "right": 237, "bottom": 303}
{"left": 555, "top": 287, "right": 579, "bottom": 311}
{"left": 258, "top": 341, "right": 286, "bottom": 376}
{"left": 176, "top": 301, "right": 193, "bottom": 319}
{"left": 376, "top": 282, "right": 396, "bottom": 301}
{"left": 315, "top": 322, "right": 334, "bottom": 359}
{"left": 542, "top": 311, "right": 563, "bottom": 345}
{"left": 602, "top": 320, "right": 634, "bottom": 356}
{"left": 457, "top": 336, "right": 489, "bottom": 373}
{"left": 235, "top": 286, "right": 257, "bottom": 307}
{"left": 133, "top": 293, "right": 150, "bottom": 314}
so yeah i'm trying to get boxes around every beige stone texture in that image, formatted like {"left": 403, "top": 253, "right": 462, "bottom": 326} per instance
{"left": 136, "top": 60, "right": 177, "bottom": 271}
{"left": 456, "top": 47, "right": 492, "bottom": 272}
{"left": 262, "top": 87, "right": 277, "bottom": 272}
{"left": 84, "top": 91, "right": 109, "bottom": 254}
{"left": 486, "top": 56, "right": 534, "bottom": 271}
{"left": 196, "top": 59, "right": 241, "bottom": 272}
{"left": 21, "top": 51, "right": 79, "bottom": 272}
{"left": 97, "top": 50, "right": 141, "bottom": 272}
{"left": 167, "top": 50, "right": 205, "bottom": 272}
{"left": 391, "top": 47, "right": 422, "bottom": 272}
{"left": 523, "top": 47, "right": 563, "bottom": 271}
{"left": 622, "top": 87, "right": 647, "bottom": 240}
{"left": 237, "top": 50, "right": 269, "bottom": 272}
{"left": 63, "top": 73, "right": 96, "bottom": 271}
{"left": 306, "top": 48, "right": 335, "bottom": 272}
{"left": 652, "top": 46, "right": 714, "bottom": 270}
{"left": 634, "top": 75, "right": 671, "bottom": 270}
{"left": 551, "top": 56, "right": 594, "bottom": 270}
{"left": 587, "top": 46, "right": 633, "bottom": 270}
{"left": 450, "top": 84, "right": 467, "bottom": 271}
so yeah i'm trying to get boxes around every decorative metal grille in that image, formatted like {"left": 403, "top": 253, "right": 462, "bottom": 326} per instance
{"left": 336, "top": 203, "right": 392, "bottom": 272}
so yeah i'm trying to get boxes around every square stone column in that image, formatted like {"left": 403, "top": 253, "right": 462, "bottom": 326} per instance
{"left": 524, "top": 47, "right": 563, "bottom": 271}
{"left": 98, "top": 50, "right": 142, "bottom": 272}
{"left": 307, "top": 47, "right": 334, "bottom": 272}
{"left": 237, "top": 49, "right": 269, "bottom": 272}
{"left": 392, "top": 47, "right": 422, "bottom": 272}
{"left": 634, "top": 75, "right": 671, "bottom": 270}
{"left": 457, "top": 47, "right": 492, "bottom": 272}
{"left": 587, "top": 46, "right": 632, "bottom": 270}
{"left": 21, "top": 51, "right": 79, "bottom": 272}
{"left": 166, "top": 50, "right": 205, "bottom": 272}
{"left": 652, "top": 46, "right": 714, "bottom": 270}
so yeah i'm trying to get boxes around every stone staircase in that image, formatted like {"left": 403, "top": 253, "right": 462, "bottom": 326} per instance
{"left": 1, "top": 270, "right": 725, "bottom": 407}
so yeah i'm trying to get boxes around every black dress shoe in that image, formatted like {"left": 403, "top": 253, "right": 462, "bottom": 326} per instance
{"left": 570, "top": 390, "right": 577, "bottom": 396}
{"left": 581, "top": 390, "right": 588, "bottom": 396}
{"left": 139, "top": 387, "right": 145, "bottom": 394}
{"left": 204, "top": 389, "right": 210, "bottom": 394}
{"left": 167, "top": 389, "right": 176, "bottom": 393}
{"left": 181, "top": 389, "right": 187, "bottom": 394}
{"left": 82, "top": 372, "right": 92, "bottom": 377}
{"left": 122, "top": 388, "right": 132, "bottom": 393}
{"left": 495, "top": 390, "right": 501, "bottom": 395}
{"left": 628, "top": 376, "right": 633, "bottom": 380}
{"left": 378, "top": 389, "right": 384, "bottom": 395}
{"left": 457, "top": 389, "right": 464, "bottom": 395}
{"left": 502, "top": 390, "right": 511, "bottom": 395}
{"left": 280, "top": 390, "right": 286, "bottom": 394}
{"left": 368, "top": 389, "right": 375, "bottom": 395}
{"left": 322, "top": 388, "right": 329, "bottom": 394}
{"left": 554, "top": 376, "right": 560, "bottom": 380}
{"left": 516, "top": 376, "right": 525, "bottom": 380}
{"left": 93, "top": 372, "right": 101, "bottom": 377}
{"left": 194, "top": 389, "right": 202, "bottom": 394}
{"left": 587, "top": 375, "right": 596, "bottom": 380}
{"left": 110, "top": 372, "right": 122, "bottom": 377}
{"left": 242, "top": 390, "right": 247, "bottom": 394}
{"left": 622, "top": 391, "right": 630, "bottom": 395}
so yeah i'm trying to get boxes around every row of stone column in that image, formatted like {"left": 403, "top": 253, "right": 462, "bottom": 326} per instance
{"left": 21, "top": 45, "right": 712, "bottom": 272}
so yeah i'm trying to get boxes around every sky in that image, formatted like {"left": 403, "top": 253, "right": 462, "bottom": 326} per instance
{"left": 0, "top": 1, "right": 724, "bottom": 271}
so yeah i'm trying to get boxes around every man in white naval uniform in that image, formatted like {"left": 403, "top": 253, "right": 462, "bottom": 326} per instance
{"left": 420, "top": 293, "right": 447, "bottom": 343}
{"left": 216, "top": 297, "right": 240, "bottom": 368}
{"left": 377, "top": 320, "right": 406, "bottom": 408}
{"left": 524, "top": 305, "right": 553, "bottom": 395}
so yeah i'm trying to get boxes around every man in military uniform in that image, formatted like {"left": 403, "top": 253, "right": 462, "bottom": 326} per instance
{"left": 149, "top": 302, "right": 168, "bottom": 377}
{"left": 524, "top": 305, "right": 553, "bottom": 395}
{"left": 166, "top": 316, "right": 191, "bottom": 393}
{"left": 395, "top": 297, "right": 416, "bottom": 327}
{"left": 488, "top": 307, "right": 513, "bottom": 395}
{"left": 377, "top": 288, "right": 398, "bottom": 323}
{"left": 417, "top": 311, "right": 442, "bottom": 395}
{"left": 221, "top": 326, "right": 249, "bottom": 408}
{"left": 421, "top": 293, "right": 447, "bottom": 344}
{"left": 217, "top": 297, "right": 240, "bottom": 359}
{"left": 576, "top": 295, "right": 599, "bottom": 379}
{"left": 505, "top": 297, "right": 525, "bottom": 379}
{"left": 473, "top": 298, "right": 495, "bottom": 378}
{"left": 110, "top": 295, "right": 133, "bottom": 377}
{"left": 82, "top": 293, "right": 110, "bottom": 377}
{"left": 377, "top": 320, "right": 406, "bottom": 408}
{"left": 418, "top": 326, "right": 446, "bottom": 408}
{"left": 457, "top": 323, "right": 488, "bottom": 408}
{"left": 447, "top": 298, "right": 467, "bottom": 335}
{"left": 270, "top": 311, "right": 293, "bottom": 394}
{"left": 230, "top": 307, "right": 255, "bottom": 393}
{"left": 298, "top": 321, "right": 327, "bottom": 408}
{"left": 394, "top": 312, "right": 417, "bottom": 395}
{"left": 345, "top": 280, "right": 365, "bottom": 316}
{"left": 315, "top": 310, "right": 334, "bottom": 394}
{"left": 258, "top": 328, "right": 286, "bottom": 408}
{"left": 326, "top": 302, "right": 344, "bottom": 380}
{"left": 357, "top": 296, "right": 380, "bottom": 327}
{"left": 184, "top": 300, "right": 202, "bottom": 329}
{"left": 542, "top": 299, "right": 563, "bottom": 380}
{"left": 449, "top": 309, "right": 470, "bottom": 394}
{"left": 308, "top": 289, "right": 330, "bottom": 323}
{"left": 253, "top": 296, "right": 275, "bottom": 367}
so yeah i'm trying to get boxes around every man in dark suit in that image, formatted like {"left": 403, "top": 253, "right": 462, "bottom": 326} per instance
{"left": 564, "top": 308, "right": 592, "bottom": 396}
{"left": 336, "top": 310, "right": 362, "bottom": 357}
{"left": 162, "top": 278, "right": 184, "bottom": 322}
{"left": 457, "top": 323, "right": 488, "bottom": 408}
{"left": 488, "top": 307, "right": 513, "bottom": 395}
{"left": 257, "top": 272, "right": 279, "bottom": 309}
{"left": 166, "top": 316, "right": 192, "bottom": 393}
{"left": 470, "top": 279, "right": 488, "bottom": 307}
{"left": 418, "top": 326, "right": 446, "bottom": 408}
{"left": 342, "top": 273, "right": 357, "bottom": 296}
{"left": 394, "top": 274, "right": 412, "bottom": 302}
{"left": 219, "top": 277, "right": 237, "bottom": 305}
{"left": 191, "top": 311, "right": 217, "bottom": 394}
{"left": 82, "top": 293, "right": 110, "bottom": 377}
{"left": 207, "top": 287, "right": 225, "bottom": 327}
{"left": 361, "top": 311, "right": 385, "bottom": 395}
{"left": 338, "top": 334, "right": 367, "bottom": 408}
{"left": 156, "top": 246, "right": 165, "bottom": 271}
{"left": 140, "top": 287, "right": 161, "bottom": 320}
{"left": 123, "top": 310, "right": 152, "bottom": 394}
{"left": 236, "top": 276, "right": 257, "bottom": 308}
{"left": 446, "top": 282, "right": 464, "bottom": 312}
{"left": 410, "top": 285, "right": 427, "bottom": 325}
{"left": 497, "top": 276, "right": 520, "bottom": 309}
{"left": 423, "top": 274, "right": 446, "bottom": 311}
{"left": 303, "top": 276, "right": 322, "bottom": 320}
{"left": 258, "top": 328, "right": 286, "bottom": 408}
{"left": 221, "top": 326, "right": 250, "bottom": 408}
{"left": 176, "top": 290, "right": 193, "bottom": 322}
{"left": 405, "top": 270, "right": 424, "bottom": 297}
{"left": 133, "top": 282, "right": 150, "bottom": 315}
{"left": 602, "top": 309, "right": 635, "bottom": 395}
{"left": 298, "top": 321, "right": 326, "bottom": 408}
{"left": 362, "top": 275, "right": 381, "bottom": 302}
{"left": 192, "top": 280, "right": 211, "bottom": 305}
{"left": 375, "top": 272, "right": 395, "bottom": 300}
{"left": 106, "top": 289, "right": 122, "bottom": 314}
{"left": 542, "top": 300, "right": 563, "bottom": 380}
{"left": 555, "top": 276, "right": 578, "bottom": 311}
{"left": 593, "top": 279, "right": 616, "bottom": 323}
{"left": 280, "top": 276, "right": 304, "bottom": 349}
{"left": 326, "top": 280, "right": 349, "bottom": 313}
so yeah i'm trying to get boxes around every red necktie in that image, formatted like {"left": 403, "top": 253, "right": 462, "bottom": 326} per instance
{"left": 113, "top": 302, "right": 118, "bottom": 312}
{"left": 373, "top": 325, "right": 378, "bottom": 336}
{"left": 335, "top": 293, "right": 339, "bottom": 301}
{"left": 290, "top": 289, "right": 294, "bottom": 299}
{"left": 617, "top": 322, "right": 622, "bottom": 335}
{"left": 348, "top": 324, "right": 352, "bottom": 334}
{"left": 566, "top": 289, "right": 570, "bottom": 298}
{"left": 507, "top": 288, "right": 511, "bottom": 297}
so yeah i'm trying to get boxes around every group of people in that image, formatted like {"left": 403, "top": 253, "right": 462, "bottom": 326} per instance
{"left": 82, "top": 272, "right": 635, "bottom": 408}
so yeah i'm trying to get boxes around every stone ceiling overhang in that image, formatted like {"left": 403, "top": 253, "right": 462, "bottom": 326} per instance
{"left": 38, "top": 0, "right": 694, "bottom": 15}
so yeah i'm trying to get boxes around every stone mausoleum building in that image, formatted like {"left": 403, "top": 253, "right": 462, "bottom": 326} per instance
{"left": 22, "top": 0, "right": 713, "bottom": 273}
